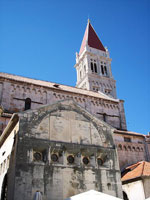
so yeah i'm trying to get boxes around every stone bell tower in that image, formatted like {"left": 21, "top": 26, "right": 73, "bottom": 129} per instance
{"left": 75, "top": 20, "right": 117, "bottom": 99}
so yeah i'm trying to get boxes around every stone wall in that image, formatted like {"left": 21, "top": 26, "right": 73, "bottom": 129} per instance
{"left": 9, "top": 100, "right": 122, "bottom": 200}
{"left": 114, "top": 132, "right": 147, "bottom": 170}
{"left": 0, "top": 73, "right": 127, "bottom": 133}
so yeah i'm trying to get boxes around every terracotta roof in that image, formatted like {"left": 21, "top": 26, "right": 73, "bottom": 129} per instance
{"left": 122, "top": 161, "right": 150, "bottom": 182}
{"left": 79, "top": 21, "right": 106, "bottom": 55}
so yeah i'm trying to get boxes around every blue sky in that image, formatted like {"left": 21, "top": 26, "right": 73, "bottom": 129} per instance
{"left": 0, "top": 0, "right": 149, "bottom": 134}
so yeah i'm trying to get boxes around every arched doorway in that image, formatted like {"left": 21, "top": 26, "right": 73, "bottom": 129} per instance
{"left": 1, "top": 174, "right": 8, "bottom": 200}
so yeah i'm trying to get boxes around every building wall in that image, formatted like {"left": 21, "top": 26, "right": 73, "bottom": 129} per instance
{"left": 143, "top": 178, "right": 150, "bottom": 199}
{"left": 0, "top": 73, "right": 149, "bottom": 173}
{"left": 10, "top": 100, "right": 122, "bottom": 200}
{"left": 114, "top": 133, "right": 146, "bottom": 170}
{"left": 0, "top": 73, "right": 127, "bottom": 133}
{"left": 0, "top": 121, "right": 19, "bottom": 198}
{"left": 122, "top": 180, "right": 145, "bottom": 200}
{"left": 145, "top": 138, "right": 150, "bottom": 162}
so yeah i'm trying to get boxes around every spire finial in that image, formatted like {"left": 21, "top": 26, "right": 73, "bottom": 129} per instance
{"left": 88, "top": 16, "right": 90, "bottom": 23}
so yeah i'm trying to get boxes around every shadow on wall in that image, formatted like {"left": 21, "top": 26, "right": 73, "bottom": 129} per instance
{"left": 123, "top": 191, "right": 129, "bottom": 200}
{"left": 1, "top": 174, "right": 7, "bottom": 200}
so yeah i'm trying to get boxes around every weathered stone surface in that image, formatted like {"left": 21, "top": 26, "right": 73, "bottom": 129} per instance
{"left": 7, "top": 100, "right": 122, "bottom": 200}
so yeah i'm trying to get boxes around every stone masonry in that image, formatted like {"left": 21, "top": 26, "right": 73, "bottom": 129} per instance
{"left": 6, "top": 100, "right": 122, "bottom": 200}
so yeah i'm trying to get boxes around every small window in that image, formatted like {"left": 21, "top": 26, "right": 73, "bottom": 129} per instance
{"left": 25, "top": 98, "right": 31, "bottom": 110}
{"left": 101, "top": 65, "right": 104, "bottom": 75}
{"left": 124, "top": 137, "right": 131, "bottom": 142}
{"left": 93, "top": 87, "right": 99, "bottom": 92}
{"left": 80, "top": 71, "right": 82, "bottom": 79}
{"left": 103, "top": 113, "right": 106, "bottom": 122}
{"left": 51, "top": 154, "right": 59, "bottom": 162}
{"left": 67, "top": 155, "right": 75, "bottom": 164}
{"left": 82, "top": 157, "right": 89, "bottom": 165}
{"left": 33, "top": 152, "right": 42, "bottom": 161}
{"left": 104, "top": 66, "right": 107, "bottom": 75}
{"left": 91, "top": 61, "right": 97, "bottom": 73}
{"left": 53, "top": 84, "right": 59, "bottom": 88}
{"left": 94, "top": 63, "right": 97, "bottom": 73}
{"left": 107, "top": 183, "right": 111, "bottom": 190}
{"left": 91, "top": 62, "right": 94, "bottom": 72}
{"left": 97, "top": 158, "right": 103, "bottom": 166}
{"left": 84, "top": 65, "right": 86, "bottom": 73}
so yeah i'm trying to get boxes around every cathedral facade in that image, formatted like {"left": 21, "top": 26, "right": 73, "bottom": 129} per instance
{"left": 0, "top": 21, "right": 149, "bottom": 200}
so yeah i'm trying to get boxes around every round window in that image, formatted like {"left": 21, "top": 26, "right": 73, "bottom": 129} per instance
{"left": 51, "top": 154, "right": 58, "bottom": 162}
{"left": 82, "top": 157, "right": 89, "bottom": 165}
{"left": 33, "top": 152, "right": 42, "bottom": 161}
{"left": 97, "top": 158, "right": 103, "bottom": 166}
{"left": 67, "top": 155, "right": 74, "bottom": 164}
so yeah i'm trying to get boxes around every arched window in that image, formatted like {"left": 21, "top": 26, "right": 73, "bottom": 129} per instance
{"left": 94, "top": 63, "right": 97, "bottom": 73}
{"left": 101, "top": 65, "right": 104, "bottom": 74}
{"left": 104, "top": 66, "right": 107, "bottom": 75}
{"left": 107, "top": 183, "right": 111, "bottom": 190}
{"left": 91, "top": 59, "right": 97, "bottom": 73}
{"left": 25, "top": 98, "right": 31, "bottom": 110}
{"left": 103, "top": 113, "right": 106, "bottom": 122}
{"left": 91, "top": 62, "right": 94, "bottom": 72}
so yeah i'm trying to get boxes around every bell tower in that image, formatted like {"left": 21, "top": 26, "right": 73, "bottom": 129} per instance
{"left": 75, "top": 20, "right": 117, "bottom": 99}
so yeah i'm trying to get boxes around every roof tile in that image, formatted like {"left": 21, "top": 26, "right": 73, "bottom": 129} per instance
{"left": 122, "top": 161, "right": 150, "bottom": 182}
{"left": 79, "top": 21, "right": 106, "bottom": 55}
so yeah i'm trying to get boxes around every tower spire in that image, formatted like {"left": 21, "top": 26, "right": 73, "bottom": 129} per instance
{"left": 79, "top": 21, "right": 106, "bottom": 56}
{"left": 75, "top": 22, "right": 117, "bottom": 99}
